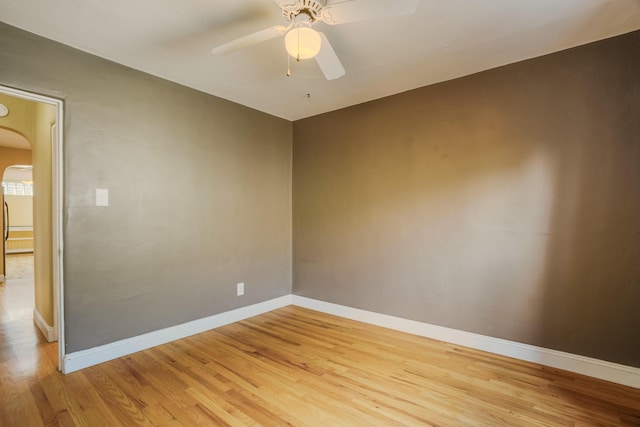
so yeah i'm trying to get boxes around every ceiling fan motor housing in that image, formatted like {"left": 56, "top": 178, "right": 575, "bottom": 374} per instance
{"left": 282, "top": 0, "right": 326, "bottom": 22}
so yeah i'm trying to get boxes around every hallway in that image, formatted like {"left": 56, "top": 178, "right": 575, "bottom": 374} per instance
{"left": 1, "top": 253, "right": 58, "bottom": 424}
{"left": 2, "top": 254, "right": 35, "bottom": 321}
{"left": 5, "top": 253, "right": 34, "bottom": 280}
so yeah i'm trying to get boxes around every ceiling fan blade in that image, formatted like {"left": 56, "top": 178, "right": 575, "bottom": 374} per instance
{"left": 321, "top": 0, "right": 419, "bottom": 25}
{"left": 315, "top": 33, "right": 345, "bottom": 80}
{"left": 211, "top": 25, "right": 288, "bottom": 55}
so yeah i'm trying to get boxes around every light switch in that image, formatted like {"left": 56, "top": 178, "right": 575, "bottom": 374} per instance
{"left": 96, "top": 188, "right": 109, "bottom": 207}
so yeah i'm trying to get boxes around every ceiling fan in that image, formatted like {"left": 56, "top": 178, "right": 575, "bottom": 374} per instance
{"left": 211, "top": 0, "right": 420, "bottom": 80}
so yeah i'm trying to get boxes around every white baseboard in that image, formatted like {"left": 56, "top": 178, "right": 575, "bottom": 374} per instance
{"left": 60, "top": 293, "right": 640, "bottom": 389}
{"left": 33, "top": 308, "right": 56, "bottom": 342}
{"left": 62, "top": 295, "right": 292, "bottom": 374}
{"left": 291, "top": 295, "right": 640, "bottom": 389}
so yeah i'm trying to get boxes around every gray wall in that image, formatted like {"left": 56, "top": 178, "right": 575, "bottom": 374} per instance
{"left": 2, "top": 18, "right": 639, "bottom": 367}
{"left": 293, "top": 31, "right": 640, "bottom": 367}
{"left": 0, "top": 22, "right": 292, "bottom": 352}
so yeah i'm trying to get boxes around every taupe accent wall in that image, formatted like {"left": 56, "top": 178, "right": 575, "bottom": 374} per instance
{"left": 293, "top": 31, "right": 640, "bottom": 367}
{"left": 0, "top": 22, "right": 292, "bottom": 352}
{"left": 2, "top": 17, "right": 639, "bottom": 368}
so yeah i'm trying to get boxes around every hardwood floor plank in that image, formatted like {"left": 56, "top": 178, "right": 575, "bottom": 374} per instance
{"left": 81, "top": 365, "right": 156, "bottom": 426}
{"left": 28, "top": 380, "right": 59, "bottom": 426}
{"left": 37, "top": 373, "right": 82, "bottom": 427}
{"left": 2, "top": 301, "right": 640, "bottom": 426}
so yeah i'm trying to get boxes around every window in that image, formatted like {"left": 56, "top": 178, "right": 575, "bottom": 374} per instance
{"left": 2, "top": 182, "right": 34, "bottom": 196}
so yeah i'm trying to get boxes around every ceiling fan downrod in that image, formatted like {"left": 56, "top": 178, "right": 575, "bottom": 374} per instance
{"left": 280, "top": 0, "right": 326, "bottom": 22}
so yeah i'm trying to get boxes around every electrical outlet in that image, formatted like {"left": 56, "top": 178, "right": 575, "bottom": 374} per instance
{"left": 237, "top": 282, "right": 244, "bottom": 296}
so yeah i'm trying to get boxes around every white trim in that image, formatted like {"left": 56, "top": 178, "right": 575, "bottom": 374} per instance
{"left": 0, "top": 84, "right": 64, "bottom": 369}
{"left": 6, "top": 249, "right": 34, "bottom": 254}
{"left": 291, "top": 295, "right": 640, "bottom": 389}
{"left": 51, "top": 120, "right": 63, "bottom": 347}
{"left": 0, "top": 85, "right": 63, "bottom": 107}
{"left": 57, "top": 293, "right": 640, "bottom": 388}
{"left": 62, "top": 295, "right": 292, "bottom": 374}
{"left": 6, "top": 226, "right": 33, "bottom": 231}
{"left": 33, "top": 308, "right": 56, "bottom": 342}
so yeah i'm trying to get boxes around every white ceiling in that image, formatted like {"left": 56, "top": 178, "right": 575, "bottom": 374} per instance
{"left": 1, "top": 0, "right": 639, "bottom": 121}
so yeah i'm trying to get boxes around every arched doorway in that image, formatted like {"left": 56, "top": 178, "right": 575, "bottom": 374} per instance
{"left": 0, "top": 128, "right": 32, "bottom": 280}
{"left": 2, "top": 165, "right": 36, "bottom": 342}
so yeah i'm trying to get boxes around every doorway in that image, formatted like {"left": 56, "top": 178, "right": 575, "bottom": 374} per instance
{"left": 0, "top": 85, "right": 64, "bottom": 370}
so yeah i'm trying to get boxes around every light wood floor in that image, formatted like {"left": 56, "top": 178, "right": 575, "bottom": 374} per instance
{"left": 1, "top": 289, "right": 639, "bottom": 426}
{"left": 3, "top": 253, "right": 35, "bottom": 280}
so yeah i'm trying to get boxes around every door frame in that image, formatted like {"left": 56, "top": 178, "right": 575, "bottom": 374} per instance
{"left": 1, "top": 191, "right": 5, "bottom": 279}
{"left": 0, "top": 84, "right": 65, "bottom": 371}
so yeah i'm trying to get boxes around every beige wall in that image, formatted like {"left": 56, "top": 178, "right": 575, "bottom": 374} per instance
{"left": 293, "top": 31, "right": 640, "bottom": 368}
{"left": 32, "top": 102, "right": 55, "bottom": 324}
{"left": 0, "top": 147, "right": 32, "bottom": 170}
{"left": 3, "top": 193, "right": 34, "bottom": 253}
{"left": 0, "top": 93, "right": 37, "bottom": 143}
{"left": 4, "top": 195, "right": 33, "bottom": 226}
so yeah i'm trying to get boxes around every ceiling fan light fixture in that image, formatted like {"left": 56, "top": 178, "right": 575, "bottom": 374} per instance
{"left": 285, "top": 21, "right": 321, "bottom": 60}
